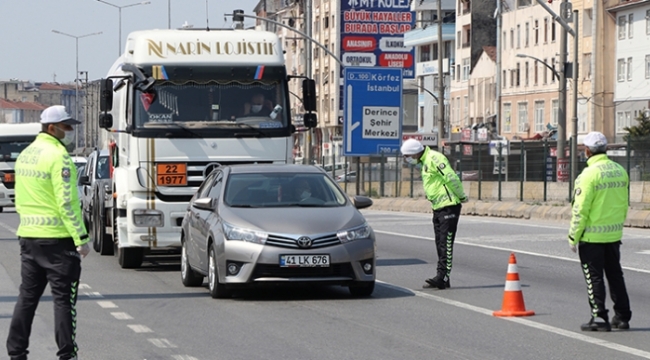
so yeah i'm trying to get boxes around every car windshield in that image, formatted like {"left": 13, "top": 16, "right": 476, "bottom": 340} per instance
{"left": 0, "top": 139, "right": 32, "bottom": 161}
{"left": 224, "top": 173, "right": 348, "bottom": 208}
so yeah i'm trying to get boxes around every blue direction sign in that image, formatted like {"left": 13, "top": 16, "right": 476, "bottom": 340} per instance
{"left": 343, "top": 67, "right": 402, "bottom": 156}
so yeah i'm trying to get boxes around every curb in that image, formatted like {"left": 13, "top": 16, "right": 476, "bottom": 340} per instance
{"left": 367, "top": 198, "right": 650, "bottom": 229}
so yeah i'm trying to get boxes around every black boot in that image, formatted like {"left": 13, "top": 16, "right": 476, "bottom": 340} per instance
{"left": 423, "top": 276, "right": 448, "bottom": 290}
{"left": 611, "top": 315, "right": 630, "bottom": 330}
{"left": 580, "top": 317, "right": 611, "bottom": 332}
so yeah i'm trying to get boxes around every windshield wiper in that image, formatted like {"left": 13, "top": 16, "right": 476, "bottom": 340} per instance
{"left": 147, "top": 122, "right": 202, "bottom": 138}
{"left": 233, "top": 123, "right": 269, "bottom": 138}
{"left": 228, "top": 204, "right": 259, "bottom": 208}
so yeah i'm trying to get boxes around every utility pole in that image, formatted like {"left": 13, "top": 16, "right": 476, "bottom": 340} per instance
{"left": 436, "top": 0, "right": 445, "bottom": 149}
{"left": 557, "top": 0, "right": 569, "bottom": 180}
{"left": 495, "top": 0, "right": 502, "bottom": 135}
{"left": 570, "top": 9, "right": 579, "bottom": 189}
{"left": 305, "top": 0, "right": 313, "bottom": 164}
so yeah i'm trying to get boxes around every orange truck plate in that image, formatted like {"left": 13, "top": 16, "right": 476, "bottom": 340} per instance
{"left": 4, "top": 173, "right": 14, "bottom": 183}
{"left": 156, "top": 163, "right": 187, "bottom": 186}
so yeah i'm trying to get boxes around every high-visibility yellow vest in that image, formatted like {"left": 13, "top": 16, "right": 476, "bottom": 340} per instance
{"left": 568, "top": 154, "right": 628, "bottom": 244}
{"left": 15, "top": 132, "right": 88, "bottom": 246}
{"left": 420, "top": 147, "right": 467, "bottom": 211}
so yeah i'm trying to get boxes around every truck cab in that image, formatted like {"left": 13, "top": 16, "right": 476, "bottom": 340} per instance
{"left": 0, "top": 123, "right": 42, "bottom": 212}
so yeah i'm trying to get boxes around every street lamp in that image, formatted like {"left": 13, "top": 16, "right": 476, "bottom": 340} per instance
{"left": 51, "top": 30, "right": 102, "bottom": 149}
{"left": 516, "top": 54, "right": 560, "bottom": 82}
{"left": 96, "top": 0, "right": 151, "bottom": 55}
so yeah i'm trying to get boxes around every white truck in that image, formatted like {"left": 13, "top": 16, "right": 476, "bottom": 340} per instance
{"left": 95, "top": 27, "right": 317, "bottom": 268}
{"left": 0, "top": 123, "right": 42, "bottom": 212}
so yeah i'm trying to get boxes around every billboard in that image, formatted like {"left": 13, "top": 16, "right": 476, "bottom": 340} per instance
{"left": 340, "top": 0, "right": 415, "bottom": 79}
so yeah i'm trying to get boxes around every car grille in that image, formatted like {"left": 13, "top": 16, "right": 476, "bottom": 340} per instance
{"left": 251, "top": 263, "right": 354, "bottom": 279}
{"left": 265, "top": 233, "right": 341, "bottom": 249}
{"left": 2, "top": 170, "right": 15, "bottom": 189}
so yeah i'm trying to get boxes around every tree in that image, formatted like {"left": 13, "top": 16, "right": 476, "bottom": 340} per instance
{"left": 624, "top": 109, "right": 650, "bottom": 178}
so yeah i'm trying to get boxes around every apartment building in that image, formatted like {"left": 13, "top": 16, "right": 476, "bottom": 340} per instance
{"left": 468, "top": 46, "right": 497, "bottom": 135}
{"left": 449, "top": 0, "right": 497, "bottom": 132}
{"left": 608, "top": 0, "right": 650, "bottom": 142}
{"left": 404, "top": 0, "right": 456, "bottom": 135}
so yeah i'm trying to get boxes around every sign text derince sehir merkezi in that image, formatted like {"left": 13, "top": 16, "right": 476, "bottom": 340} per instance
{"left": 362, "top": 106, "right": 400, "bottom": 138}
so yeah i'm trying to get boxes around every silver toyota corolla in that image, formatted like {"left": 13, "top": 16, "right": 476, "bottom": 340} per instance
{"left": 180, "top": 164, "right": 376, "bottom": 298}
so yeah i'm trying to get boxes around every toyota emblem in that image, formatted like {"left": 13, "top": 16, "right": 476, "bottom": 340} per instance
{"left": 296, "top": 236, "right": 312, "bottom": 249}
{"left": 203, "top": 162, "right": 221, "bottom": 178}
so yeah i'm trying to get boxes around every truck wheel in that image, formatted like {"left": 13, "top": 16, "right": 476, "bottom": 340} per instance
{"left": 181, "top": 238, "right": 204, "bottom": 287}
{"left": 118, "top": 247, "right": 143, "bottom": 269}
{"left": 0, "top": 207, "right": 3, "bottom": 213}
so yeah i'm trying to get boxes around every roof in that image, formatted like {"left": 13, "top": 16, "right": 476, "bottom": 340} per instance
{"left": 607, "top": 0, "right": 650, "bottom": 12}
{"left": 38, "top": 83, "right": 67, "bottom": 91}
{"left": 228, "top": 164, "right": 326, "bottom": 174}
{"left": 0, "top": 99, "right": 47, "bottom": 111}
{"left": 482, "top": 46, "right": 497, "bottom": 62}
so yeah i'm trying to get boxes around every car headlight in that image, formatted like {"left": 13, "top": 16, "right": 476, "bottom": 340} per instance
{"left": 132, "top": 209, "right": 164, "bottom": 227}
{"left": 337, "top": 224, "right": 371, "bottom": 243}
{"left": 223, "top": 223, "right": 267, "bottom": 244}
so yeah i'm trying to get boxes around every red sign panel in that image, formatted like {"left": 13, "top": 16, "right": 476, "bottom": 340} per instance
{"left": 378, "top": 53, "right": 413, "bottom": 68}
{"left": 342, "top": 36, "right": 377, "bottom": 52}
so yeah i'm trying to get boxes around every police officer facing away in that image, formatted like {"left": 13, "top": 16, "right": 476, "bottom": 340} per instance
{"left": 400, "top": 139, "right": 468, "bottom": 290}
{"left": 568, "top": 131, "right": 631, "bottom": 332}
{"left": 7, "top": 105, "right": 90, "bottom": 360}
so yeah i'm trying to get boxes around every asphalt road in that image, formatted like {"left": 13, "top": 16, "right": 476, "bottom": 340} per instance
{"left": 0, "top": 208, "right": 649, "bottom": 360}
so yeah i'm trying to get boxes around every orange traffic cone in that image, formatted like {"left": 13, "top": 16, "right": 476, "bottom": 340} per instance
{"left": 493, "top": 253, "right": 535, "bottom": 317}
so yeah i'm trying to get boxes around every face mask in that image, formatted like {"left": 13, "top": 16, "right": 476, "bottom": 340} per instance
{"left": 300, "top": 190, "right": 311, "bottom": 200}
{"left": 405, "top": 156, "right": 418, "bottom": 165}
{"left": 251, "top": 104, "right": 263, "bottom": 113}
{"left": 56, "top": 125, "right": 75, "bottom": 146}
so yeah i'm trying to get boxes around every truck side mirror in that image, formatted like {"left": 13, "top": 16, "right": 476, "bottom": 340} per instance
{"left": 302, "top": 79, "right": 317, "bottom": 112}
{"left": 100, "top": 78, "right": 114, "bottom": 112}
{"left": 99, "top": 113, "right": 113, "bottom": 129}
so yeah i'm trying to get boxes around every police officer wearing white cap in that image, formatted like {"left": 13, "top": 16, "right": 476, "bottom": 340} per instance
{"left": 568, "top": 131, "right": 632, "bottom": 331}
{"left": 400, "top": 139, "right": 467, "bottom": 290}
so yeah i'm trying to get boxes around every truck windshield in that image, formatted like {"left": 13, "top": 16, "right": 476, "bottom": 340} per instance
{"left": 0, "top": 138, "right": 33, "bottom": 161}
{"left": 133, "top": 79, "right": 290, "bottom": 137}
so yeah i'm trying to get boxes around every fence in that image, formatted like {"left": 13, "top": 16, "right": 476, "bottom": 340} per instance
{"left": 329, "top": 135, "right": 650, "bottom": 202}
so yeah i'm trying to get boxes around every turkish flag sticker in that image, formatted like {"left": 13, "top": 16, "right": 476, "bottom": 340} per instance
{"left": 140, "top": 93, "right": 156, "bottom": 111}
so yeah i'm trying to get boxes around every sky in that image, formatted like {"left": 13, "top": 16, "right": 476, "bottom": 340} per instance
{"left": 0, "top": 0, "right": 261, "bottom": 84}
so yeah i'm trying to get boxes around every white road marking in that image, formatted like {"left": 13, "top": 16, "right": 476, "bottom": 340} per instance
{"left": 84, "top": 291, "right": 103, "bottom": 298}
{"left": 171, "top": 356, "right": 199, "bottom": 360}
{"left": 0, "top": 221, "right": 17, "bottom": 233}
{"left": 127, "top": 324, "right": 153, "bottom": 333}
{"left": 148, "top": 338, "right": 177, "bottom": 348}
{"left": 636, "top": 250, "right": 650, "bottom": 255}
{"left": 375, "top": 230, "right": 650, "bottom": 275}
{"left": 96, "top": 301, "right": 118, "bottom": 309}
{"left": 378, "top": 281, "right": 650, "bottom": 359}
{"left": 78, "top": 283, "right": 91, "bottom": 289}
{"left": 110, "top": 312, "right": 133, "bottom": 320}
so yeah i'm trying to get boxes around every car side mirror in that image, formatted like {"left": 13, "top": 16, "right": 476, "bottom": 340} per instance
{"left": 192, "top": 197, "right": 215, "bottom": 211}
{"left": 352, "top": 195, "right": 373, "bottom": 210}
{"left": 80, "top": 175, "right": 91, "bottom": 186}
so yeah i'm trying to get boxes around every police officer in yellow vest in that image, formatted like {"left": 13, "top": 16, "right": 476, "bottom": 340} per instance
{"left": 568, "top": 131, "right": 631, "bottom": 332}
{"left": 401, "top": 139, "right": 468, "bottom": 290}
{"left": 7, "top": 105, "right": 90, "bottom": 360}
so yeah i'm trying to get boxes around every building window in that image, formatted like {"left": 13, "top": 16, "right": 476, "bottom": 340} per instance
{"left": 534, "top": 101, "right": 545, "bottom": 132}
{"left": 455, "top": 96, "right": 461, "bottom": 125}
{"left": 551, "top": 22, "right": 556, "bottom": 42}
{"left": 627, "top": 57, "right": 633, "bottom": 81}
{"left": 463, "top": 95, "right": 469, "bottom": 125}
{"left": 503, "top": 103, "right": 512, "bottom": 132}
{"left": 551, "top": 58, "right": 556, "bottom": 83}
{"left": 516, "top": 63, "right": 521, "bottom": 86}
{"left": 628, "top": 14, "right": 634, "bottom": 38}
{"left": 518, "top": 102, "right": 528, "bottom": 132}
{"left": 510, "top": 29, "right": 514, "bottom": 49}
{"left": 525, "top": 22, "right": 529, "bottom": 47}
{"left": 517, "top": 0, "right": 532, "bottom": 8}
{"left": 618, "top": 58, "right": 626, "bottom": 82}
{"left": 457, "top": 31, "right": 461, "bottom": 48}
{"left": 618, "top": 16, "right": 626, "bottom": 40}
{"left": 503, "top": 31, "right": 507, "bottom": 51}
{"left": 534, "top": 62, "right": 538, "bottom": 85}
{"left": 324, "top": 13, "right": 329, "bottom": 28}
{"left": 626, "top": 111, "right": 632, "bottom": 130}
{"left": 583, "top": 53, "right": 592, "bottom": 80}
{"left": 457, "top": 64, "right": 461, "bottom": 81}
{"left": 616, "top": 112, "right": 625, "bottom": 133}
{"left": 552, "top": 99, "right": 558, "bottom": 126}
{"left": 503, "top": 70, "right": 507, "bottom": 88}
{"left": 420, "top": 45, "right": 431, "bottom": 62}
{"left": 544, "top": 18, "right": 549, "bottom": 43}
{"left": 647, "top": 10, "right": 650, "bottom": 35}
{"left": 517, "top": 24, "right": 521, "bottom": 48}
{"left": 534, "top": 20, "right": 539, "bottom": 45}
{"left": 462, "top": 58, "right": 470, "bottom": 80}
{"left": 525, "top": 62, "right": 529, "bottom": 86}
{"left": 583, "top": 9, "right": 593, "bottom": 37}
{"left": 646, "top": 54, "right": 650, "bottom": 79}
{"left": 432, "top": 43, "right": 439, "bottom": 61}
{"left": 543, "top": 58, "right": 548, "bottom": 84}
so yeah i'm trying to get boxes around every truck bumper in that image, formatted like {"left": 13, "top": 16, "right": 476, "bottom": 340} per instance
{"left": 116, "top": 195, "right": 186, "bottom": 250}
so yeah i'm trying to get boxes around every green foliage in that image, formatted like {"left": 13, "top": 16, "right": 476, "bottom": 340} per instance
{"left": 624, "top": 110, "right": 650, "bottom": 170}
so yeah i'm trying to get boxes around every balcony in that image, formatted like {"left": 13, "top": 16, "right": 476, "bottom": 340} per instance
{"left": 404, "top": 23, "right": 456, "bottom": 47}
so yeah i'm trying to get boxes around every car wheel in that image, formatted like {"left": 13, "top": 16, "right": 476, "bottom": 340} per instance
{"left": 181, "top": 239, "right": 204, "bottom": 287}
{"left": 349, "top": 281, "right": 375, "bottom": 297}
{"left": 118, "top": 247, "right": 144, "bottom": 269}
{"left": 208, "top": 245, "right": 230, "bottom": 299}
{"left": 0, "top": 207, "right": 3, "bottom": 213}
{"left": 89, "top": 214, "right": 100, "bottom": 253}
